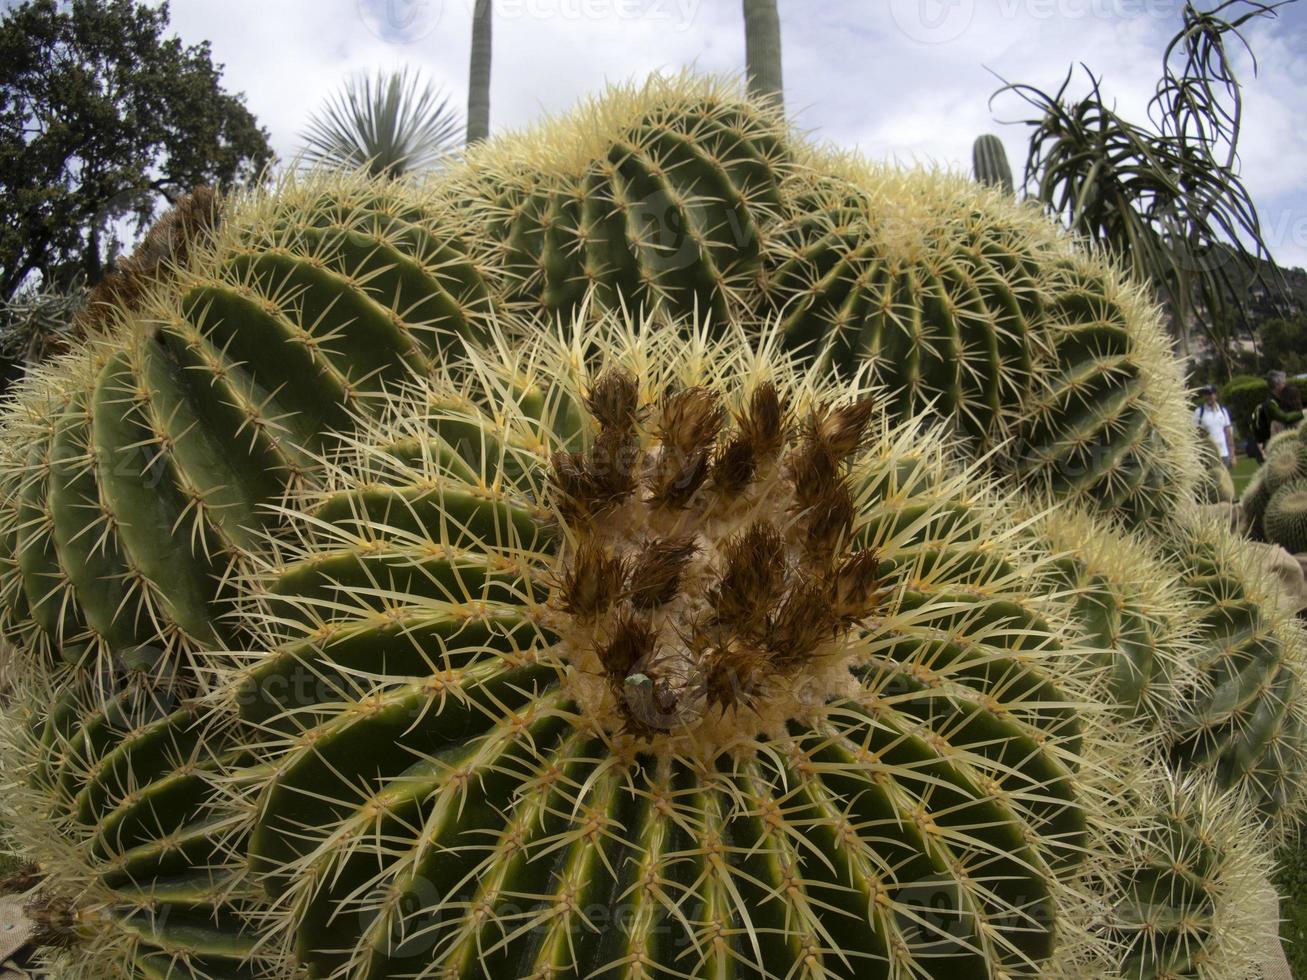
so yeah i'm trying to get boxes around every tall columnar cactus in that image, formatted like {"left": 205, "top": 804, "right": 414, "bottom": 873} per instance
{"left": 972, "top": 134, "right": 1015, "bottom": 195}
{"left": 1161, "top": 515, "right": 1307, "bottom": 822}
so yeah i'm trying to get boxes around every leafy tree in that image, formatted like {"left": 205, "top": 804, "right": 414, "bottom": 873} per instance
{"left": 995, "top": 0, "right": 1288, "bottom": 377}
{"left": 467, "top": 0, "right": 492, "bottom": 145}
{"left": 1255, "top": 316, "right": 1307, "bottom": 376}
{"left": 742, "top": 0, "right": 783, "bottom": 109}
{"left": 0, "top": 0, "right": 273, "bottom": 301}
{"left": 300, "top": 68, "right": 462, "bottom": 178}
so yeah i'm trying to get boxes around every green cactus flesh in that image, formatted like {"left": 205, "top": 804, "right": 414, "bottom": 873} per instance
{"left": 0, "top": 79, "right": 1284, "bottom": 979}
{"left": 464, "top": 81, "right": 791, "bottom": 325}
{"left": 1266, "top": 480, "right": 1307, "bottom": 555}
{"left": 1011, "top": 258, "right": 1192, "bottom": 527}
{"left": 759, "top": 176, "right": 1043, "bottom": 445}
{"left": 972, "top": 134, "right": 1014, "bottom": 195}
{"left": 1032, "top": 508, "right": 1190, "bottom": 724}
{"left": 0, "top": 184, "right": 493, "bottom": 670}
{"left": 1098, "top": 778, "right": 1273, "bottom": 980}
{"left": 220, "top": 323, "right": 1111, "bottom": 979}
{"left": 1162, "top": 519, "right": 1307, "bottom": 819}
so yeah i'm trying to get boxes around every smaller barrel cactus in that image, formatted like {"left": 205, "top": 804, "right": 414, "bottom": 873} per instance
{"left": 1245, "top": 426, "right": 1307, "bottom": 556}
{"left": 1266, "top": 480, "right": 1307, "bottom": 555}
{"left": 1161, "top": 513, "right": 1307, "bottom": 823}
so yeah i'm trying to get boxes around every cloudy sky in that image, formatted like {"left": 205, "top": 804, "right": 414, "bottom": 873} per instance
{"left": 162, "top": 0, "right": 1307, "bottom": 268}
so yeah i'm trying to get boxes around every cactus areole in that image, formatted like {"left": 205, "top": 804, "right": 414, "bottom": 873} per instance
{"left": 550, "top": 372, "right": 883, "bottom": 740}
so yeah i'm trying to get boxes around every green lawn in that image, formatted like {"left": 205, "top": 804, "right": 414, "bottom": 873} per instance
{"left": 1233, "top": 456, "right": 1258, "bottom": 497}
{"left": 1278, "top": 838, "right": 1307, "bottom": 978}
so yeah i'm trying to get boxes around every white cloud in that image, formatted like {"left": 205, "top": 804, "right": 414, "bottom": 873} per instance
{"left": 163, "top": 0, "right": 1307, "bottom": 267}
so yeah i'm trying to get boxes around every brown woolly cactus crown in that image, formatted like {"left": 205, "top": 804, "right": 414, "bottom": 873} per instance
{"left": 550, "top": 366, "right": 884, "bottom": 741}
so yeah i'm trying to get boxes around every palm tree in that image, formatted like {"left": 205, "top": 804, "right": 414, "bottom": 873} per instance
{"left": 742, "top": 0, "right": 783, "bottom": 109}
{"left": 467, "top": 0, "right": 493, "bottom": 145}
{"left": 300, "top": 68, "right": 462, "bottom": 178}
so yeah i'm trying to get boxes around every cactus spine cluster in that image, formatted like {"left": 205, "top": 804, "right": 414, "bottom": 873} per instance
{"left": 0, "top": 76, "right": 1297, "bottom": 980}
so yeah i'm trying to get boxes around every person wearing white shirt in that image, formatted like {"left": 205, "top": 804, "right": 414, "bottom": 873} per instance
{"left": 1194, "top": 384, "right": 1235, "bottom": 468}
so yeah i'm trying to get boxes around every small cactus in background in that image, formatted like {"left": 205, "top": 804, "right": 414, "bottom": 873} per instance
{"left": 1266, "top": 480, "right": 1307, "bottom": 555}
{"left": 973, "top": 133, "right": 1015, "bottom": 194}
{"left": 1241, "top": 425, "right": 1307, "bottom": 554}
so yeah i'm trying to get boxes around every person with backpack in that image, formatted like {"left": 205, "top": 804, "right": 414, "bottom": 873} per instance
{"left": 1253, "top": 370, "right": 1305, "bottom": 460}
{"left": 1194, "top": 384, "right": 1235, "bottom": 469}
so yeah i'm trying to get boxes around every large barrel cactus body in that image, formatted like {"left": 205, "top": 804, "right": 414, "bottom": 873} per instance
{"left": 759, "top": 171, "right": 1047, "bottom": 447}
{"left": 0, "top": 80, "right": 1292, "bottom": 980}
{"left": 228, "top": 322, "right": 1118, "bottom": 979}
{"left": 462, "top": 78, "right": 792, "bottom": 325}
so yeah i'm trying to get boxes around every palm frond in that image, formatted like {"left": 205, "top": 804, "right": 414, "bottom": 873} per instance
{"left": 299, "top": 68, "right": 463, "bottom": 178}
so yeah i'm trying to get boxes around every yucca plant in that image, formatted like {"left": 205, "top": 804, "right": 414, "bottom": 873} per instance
{"left": 994, "top": 1, "right": 1287, "bottom": 371}
{"left": 300, "top": 68, "right": 463, "bottom": 177}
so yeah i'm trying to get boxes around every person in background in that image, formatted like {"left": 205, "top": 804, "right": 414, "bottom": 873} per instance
{"left": 1194, "top": 384, "right": 1235, "bottom": 469}
{"left": 1266, "top": 370, "right": 1305, "bottom": 442}
{"left": 1276, "top": 372, "right": 1303, "bottom": 415}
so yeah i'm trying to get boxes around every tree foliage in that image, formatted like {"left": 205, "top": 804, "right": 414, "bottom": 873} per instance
{"left": 0, "top": 0, "right": 273, "bottom": 301}
{"left": 995, "top": 0, "right": 1288, "bottom": 377}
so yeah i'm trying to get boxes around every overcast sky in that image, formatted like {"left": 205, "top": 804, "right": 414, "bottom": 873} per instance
{"left": 161, "top": 0, "right": 1307, "bottom": 268}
